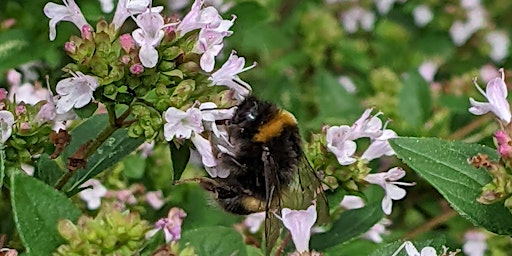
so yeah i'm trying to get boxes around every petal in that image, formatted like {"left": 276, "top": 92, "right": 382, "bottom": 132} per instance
{"left": 420, "top": 247, "right": 437, "bottom": 256}
{"left": 404, "top": 242, "right": 421, "bottom": 256}
{"left": 200, "top": 50, "right": 216, "bottom": 72}
{"left": 381, "top": 195, "right": 392, "bottom": 215}
{"left": 281, "top": 205, "right": 317, "bottom": 253}
{"left": 385, "top": 183, "right": 407, "bottom": 200}
{"left": 139, "top": 45, "right": 159, "bottom": 68}
{"left": 191, "top": 134, "right": 216, "bottom": 167}
{"left": 469, "top": 98, "right": 493, "bottom": 115}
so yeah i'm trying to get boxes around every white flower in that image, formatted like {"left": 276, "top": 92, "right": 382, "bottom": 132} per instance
{"left": 0, "top": 111, "right": 14, "bottom": 144}
{"left": 361, "top": 129, "right": 397, "bottom": 162}
{"left": 193, "top": 16, "right": 236, "bottom": 72}
{"left": 404, "top": 242, "right": 437, "bottom": 256}
{"left": 413, "top": 5, "right": 433, "bottom": 27}
{"left": 36, "top": 91, "right": 76, "bottom": 123}
{"left": 163, "top": 107, "right": 203, "bottom": 140}
{"left": 79, "top": 179, "right": 107, "bottom": 210}
{"left": 469, "top": 69, "right": 511, "bottom": 124}
{"left": 176, "top": 1, "right": 223, "bottom": 36}
{"left": 485, "top": 31, "right": 510, "bottom": 62}
{"left": 132, "top": 12, "right": 165, "bottom": 68}
{"left": 98, "top": 0, "right": 114, "bottom": 13}
{"left": 43, "top": 0, "right": 89, "bottom": 41}
{"left": 463, "top": 230, "right": 487, "bottom": 256}
{"left": 112, "top": 0, "right": 163, "bottom": 30}
{"left": 338, "top": 76, "right": 357, "bottom": 94}
{"left": 361, "top": 218, "right": 391, "bottom": 243}
{"left": 449, "top": 21, "right": 473, "bottom": 46}
{"left": 243, "top": 212, "right": 266, "bottom": 233}
{"left": 363, "top": 167, "right": 415, "bottom": 215}
{"left": 145, "top": 190, "right": 165, "bottom": 210}
{"left": 340, "top": 7, "right": 375, "bottom": 33}
{"left": 55, "top": 72, "right": 99, "bottom": 114}
{"left": 375, "top": 0, "right": 398, "bottom": 15}
{"left": 350, "top": 108, "right": 384, "bottom": 140}
{"left": 8, "top": 82, "right": 48, "bottom": 105}
{"left": 281, "top": 205, "right": 317, "bottom": 253}
{"left": 163, "top": 106, "right": 216, "bottom": 168}
{"left": 418, "top": 61, "right": 438, "bottom": 83}
{"left": 209, "top": 51, "right": 256, "bottom": 100}
{"left": 326, "top": 125, "right": 357, "bottom": 165}
{"left": 340, "top": 195, "right": 365, "bottom": 210}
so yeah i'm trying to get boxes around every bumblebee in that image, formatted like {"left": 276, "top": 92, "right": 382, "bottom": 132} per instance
{"left": 198, "top": 96, "right": 329, "bottom": 254}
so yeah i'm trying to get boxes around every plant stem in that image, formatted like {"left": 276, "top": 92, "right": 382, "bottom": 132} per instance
{"left": 55, "top": 106, "right": 133, "bottom": 191}
{"left": 402, "top": 208, "right": 457, "bottom": 240}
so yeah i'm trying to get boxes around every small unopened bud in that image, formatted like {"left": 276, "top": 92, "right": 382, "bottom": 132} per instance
{"left": 15, "top": 104, "right": 26, "bottom": 115}
{"left": 81, "top": 24, "right": 93, "bottom": 40}
{"left": 0, "top": 88, "right": 7, "bottom": 101}
{"left": 120, "top": 55, "right": 131, "bottom": 65}
{"left": 178, "top": 61, "right": 200, "bottom": 76}
{"left": 130, "top": 64, "right": 144, "bottom": 75}
{"left": 64, "top": 41, "right": 77, "bottom": 55}
{"left": 120, "top": 34, "right": 134, "bottom": 53}
{"left": 20, "top": 122, "right": 31, "bottom": 131}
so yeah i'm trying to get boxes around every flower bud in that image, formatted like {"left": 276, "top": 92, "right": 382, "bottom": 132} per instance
{"left": 162, "top": 46, "right": 183, "bottom": 60}
{"left": 178, "top": 61, "right": 200, "bottom": 76}
{"left": 158, "top": 60, "right": 176, "bottom": 71}
{"left": 81, "top": 24, "right": 93, "bottom": 40}
{"left": 119, "top": 34, "right": 135, "bottom": 53}
{"left": 130, "top": 64, "right": 144, "bottom": 75}
{"left": 64, "top": 41, "right": 77, "bottom": 55}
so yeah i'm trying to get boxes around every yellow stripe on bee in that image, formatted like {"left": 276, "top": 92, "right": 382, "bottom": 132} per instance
{"left": 253, "top": 110, "right": 297, "bottom": 142}
{"left": 242, "top": 196, "right": 267, "bottom": 212}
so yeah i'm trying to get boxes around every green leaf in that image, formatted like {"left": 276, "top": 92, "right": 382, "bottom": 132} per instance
{"left": 61, "top": 115, "right": 145, "bottom": 194}
{"left": 73, "top": 102, "right": 99, "bottom": 119}
{"left": 390, "top": 137, "right": 512, "bottom": 235}
{"left": 169, "top": 142, "right": 190, "bottom": 181}
{"left": 122, "top": 154, "right": 146, "bottom": 179}
{"left": 139, "top": 230, "right": 166, "bottom": 256}
{"left": 35, "top": 153, "right": 65, "bottom": 186}
{"left": 397, "top": 71, "right": 431, "bottom": 127}
{"left": 314, "top": 69, "right": 363, "bottom": 124}
{"left": 310, "top": 201, "right": 383, "bottom": 250}
{"left": 10, "top": 171, "right": 81, "bottom": 254}
{"left": 181, "top": 226, "right": 247, "bottom": 256}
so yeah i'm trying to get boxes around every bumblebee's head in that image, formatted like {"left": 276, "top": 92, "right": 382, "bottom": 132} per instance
{"left": 230, "top": 96, "right": 278, "bottom": 128}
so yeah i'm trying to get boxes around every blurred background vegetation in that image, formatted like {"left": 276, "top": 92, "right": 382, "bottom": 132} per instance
{"left": 1, "top": 0, "right": 512, "bottom": 254}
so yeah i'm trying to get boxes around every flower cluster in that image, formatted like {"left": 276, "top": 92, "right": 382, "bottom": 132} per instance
{"left": 306, "top": 108, "right": 413, "bottom": 215}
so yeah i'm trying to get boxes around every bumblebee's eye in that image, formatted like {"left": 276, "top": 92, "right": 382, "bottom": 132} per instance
{"left": 245, "top": 102, "right": 258, "bottom": 121}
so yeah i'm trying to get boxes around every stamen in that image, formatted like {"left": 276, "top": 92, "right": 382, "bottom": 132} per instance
{"left": 472, "top": 77, "right": 486, "bottom": 96}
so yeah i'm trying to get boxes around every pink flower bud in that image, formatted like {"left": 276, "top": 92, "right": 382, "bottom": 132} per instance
{"left": 64, "top": 41, "right": 76, "bottom": 55}
{"left": 1, "top": 18, "right": 16, "bottom": 30}
{"left": 15, "top": 104, "right": 26, "bottom": 115}
{"left": 120, "top": 55, "right": 131, "bottom": 65}
{"left": 81, "top": 24, "right": 93, "bottom": 40}
{"left": 120, "top": 34, "right": 135, "bottom": 53}
{"left": 0, "top": 88, "right": 7, "bottom": 101}
{"left": 20, "top": 122, "right": 31, "bottom": 131}
{"left": 6, "top": 69, "right": 21, "bottom": 87}
{"left": 130, "top": 64, "right": 144, "bottom": 75}
{"left": 495, "top": 130, "right": 510, "bottom": 145}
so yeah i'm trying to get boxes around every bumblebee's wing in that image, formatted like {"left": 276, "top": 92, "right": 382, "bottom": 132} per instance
{"left": 262, "top": 148, "right": 282, "bottom": 256}
{"left": 281, "top": 154, "right": 330, "bottom": 225}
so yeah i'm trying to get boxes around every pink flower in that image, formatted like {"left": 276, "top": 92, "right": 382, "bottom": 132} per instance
{"left": 495, "top": 130, "right": 512, "bottom": 158}
{"left": 469, "top": 68, "right": 511, "bottom": 124}
{"left": 0, "top": 248, "right": 17, "bottom": 256}
{"left": 191, "top": 134, "right": 216, "bottom": 167}
{"left": 193, "top": 16, "right": 236, "bottom": 72}
{"left": 463, "top": 230, "right": 487, "bottom": 256}
{"left": 361, "top": 218, "right": 391, "bottom": 243}
{"left": 209, "top": 51, "right": 256, "bottom": 100}
{"left": 146, "top": 207, "right": 187, "bottom": 243}
{"left": 363, "top": 167, "right": 415, "bottom": 215}
{"left": 0, "top": 89, "right": 7, "bottom": 101}
{"left": 36, "top": 91, "right": 76, "bottom": 123}
{"left": 115, "top": 189, "right": 137, "bottom": 205}
{"left": 176, "top": 0, "right": 223, "bottom": 36}
{"left": 243, "top": 212, "right": 265, "bottom": 233}
{"left": 8, "top": 80, "right": 49, "bottom": 106}
{"left": 145, "top": 190, "right": 164, "bottom": 210}
{"left": 55, "top": 71, "right": 99, "bottom": 114}
{"left": 340, "top": 195, "right": 365, "bottom": 210}
{"left": 43, "top": 0, "right": 89, "bottom": 41}
{"left": 418, "top": 61, "right": 438, "bottom": 83}
{"left": 132, "top": 12, "right": 165, "bottom": 68}
{"left": 326, "top": 125, "right": 357, "bottom": 165}
{"left": 280, "top": 205, "right": 317, "bottom": 253}
{"left": 361, "top": 129, "right": 397, "bottom": 162}
{"left": 79, "top": 179, "right": 107, "bottom": 210}
{"left": 112, "top": 0, "right": 163, "bottom": 30}
{"left": 350, "top": 108, "right": 384, "bottom": 140}
{"left": 0, "top": 111, "right": 14, "bottom": 144}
